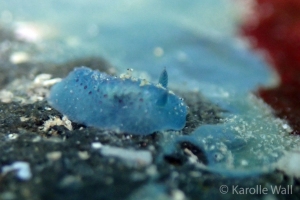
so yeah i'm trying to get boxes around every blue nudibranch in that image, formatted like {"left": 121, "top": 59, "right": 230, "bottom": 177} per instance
{"left": 48, "top": 67, "right": 187, "bottom": 135}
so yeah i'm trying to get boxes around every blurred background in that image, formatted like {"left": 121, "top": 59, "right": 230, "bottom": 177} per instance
{"left": 0, "top": 0, "right": 272, "bottom": 93}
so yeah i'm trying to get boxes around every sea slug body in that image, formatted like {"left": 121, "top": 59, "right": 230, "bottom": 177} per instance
{"left": 48, "top": 67, "right": 187, "bottom": 135}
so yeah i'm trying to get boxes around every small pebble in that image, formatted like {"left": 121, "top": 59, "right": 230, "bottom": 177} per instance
{"left": 46, "top": 151, "right": 62, "bottom": 161}
{"left": 78, "top": 151, "right": 90, "bottom": 160}
{"left": 91, "top": 142, "right": 102, "bottom": 149}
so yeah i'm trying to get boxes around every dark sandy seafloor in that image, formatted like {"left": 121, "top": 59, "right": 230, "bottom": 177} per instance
{"left": 0, "top": 25, "right": 299, "bottom": 200}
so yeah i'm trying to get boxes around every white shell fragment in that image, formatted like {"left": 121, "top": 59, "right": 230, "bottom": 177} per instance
{"left": 2, "top": 161, "right": 32, "bottom": 181}
{"left": 276, "top": 151, "right": 300, "bottom": 178}
{"left": 100, "top": 145, "right": 152, "bottom": 166}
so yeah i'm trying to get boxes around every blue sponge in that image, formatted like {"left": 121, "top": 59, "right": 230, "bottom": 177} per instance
{"left": 48, "top": 67, "right": 187, "bottom": 135}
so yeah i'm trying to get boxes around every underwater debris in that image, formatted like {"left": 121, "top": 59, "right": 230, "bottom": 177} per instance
{"left": 48, "top": 67, "right": 187, "bottom": 135}
{"left": 41, "top": 115, "right": 73, "bottom": 132}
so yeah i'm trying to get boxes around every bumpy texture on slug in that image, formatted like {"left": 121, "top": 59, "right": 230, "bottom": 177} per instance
{"left": 48, "top": 67, "right": 187, "bottom": 135}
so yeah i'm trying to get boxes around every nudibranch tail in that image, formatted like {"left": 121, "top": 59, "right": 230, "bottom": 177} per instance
{"left": 158, "top": 68, "right": 168, "bottom": 88}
